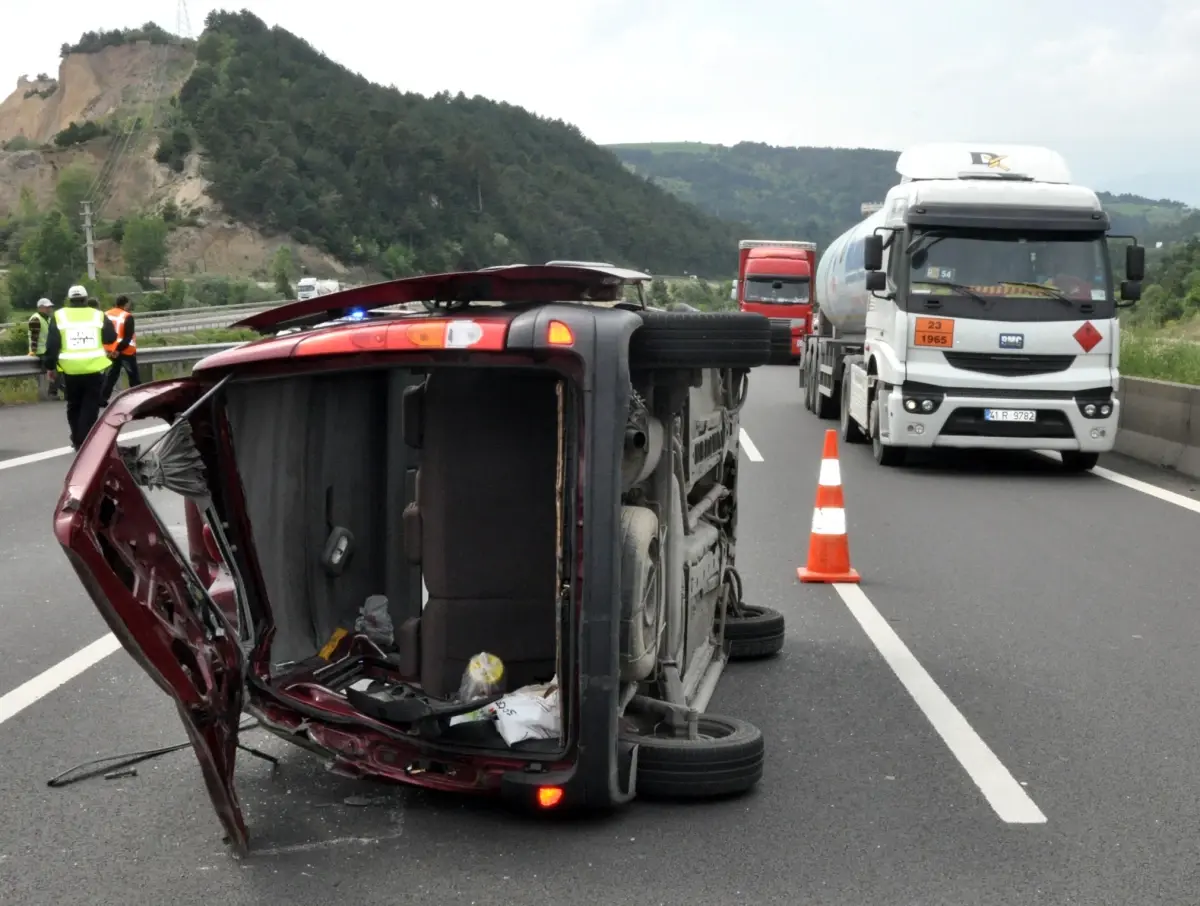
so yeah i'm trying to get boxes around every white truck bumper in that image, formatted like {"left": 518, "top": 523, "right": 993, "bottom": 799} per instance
{"left": 882, "top": 385, "right": 1119, "bottom": 453}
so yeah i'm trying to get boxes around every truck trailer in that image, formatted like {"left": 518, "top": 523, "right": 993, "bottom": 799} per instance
{"left": 735, "top": 239, "right": 817, "bottom": 364}
{"left": 800, "top": 143, "right": 1145, "bottom": 472}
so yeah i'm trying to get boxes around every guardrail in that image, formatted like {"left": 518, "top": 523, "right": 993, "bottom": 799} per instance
{"left": 1114, "top": 377, "right": 1200, "bottom": 479}
{"left": 0, "top": 343, "right": 240, "bottom": 380}
{"left": 5, "top": 339, "right": 1197, "bottom": 480}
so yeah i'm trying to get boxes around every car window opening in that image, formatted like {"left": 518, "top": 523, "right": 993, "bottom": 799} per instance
{"left": 204, "top": 362, "right": 577, "bottom": 759}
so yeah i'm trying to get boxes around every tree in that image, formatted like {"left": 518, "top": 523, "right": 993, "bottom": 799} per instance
{"left": 176, "top": 11, "right": 737, "bottom": 277}
{"left": 16, "top": 209, "right": 82, "bottom": 305}
{"left": 271, "top": 246, "right": 296, "bottom": 297}
{"left": 648, "top": 277, "right": 671, "bottom": 307}
{"left": 122, "top": 216, "right": 169, "bottom": 285}
{"left": 55, "top": 163, "right": 94, "bottom": 233}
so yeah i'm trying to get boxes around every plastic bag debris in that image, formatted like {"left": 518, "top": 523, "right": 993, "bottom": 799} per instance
{"left": 354, "top": 595, "right": 394, "bottom": 648}
{"left": 449, "top": 677, "right": 561, "bottom": 747}
{"left": 457, "top": 651, "right": 506, "bottom": 702}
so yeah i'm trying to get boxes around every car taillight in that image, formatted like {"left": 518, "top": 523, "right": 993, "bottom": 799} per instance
{"left": 293, "top": 319, "right": 509, "bottom": 356}
{"left": 536, "top": 786, "right": 565, "bottom": 808}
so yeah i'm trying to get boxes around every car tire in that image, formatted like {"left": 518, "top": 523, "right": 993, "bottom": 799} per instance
{"left": 722, "top": 604, "right": 786, "bottom": 660}
{"left": 1061, "top": 451, "right": 1100, "bottom": 472}
{"left": 630, "top": 310, "right": 771, "bottom": 370}
{"left": 623, "top": 714, "right": 766, "bottom": 800}
{"left": 767, "top": 321, "right": 793, "bottom": 365}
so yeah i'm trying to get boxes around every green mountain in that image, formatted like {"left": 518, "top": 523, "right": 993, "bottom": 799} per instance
{"left": 179, "top": 12, "right": 739, "bottom": 278}
{"left": 608, "top": 141, "right": 1200, "bottom": 250}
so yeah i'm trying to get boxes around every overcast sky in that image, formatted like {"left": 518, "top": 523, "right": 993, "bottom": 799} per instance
{"left": 3, "top": 0, "right": 1198, "bottom": 203}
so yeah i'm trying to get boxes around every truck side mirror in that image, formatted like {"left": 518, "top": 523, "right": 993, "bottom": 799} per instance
{"left": 1125, "top": 245, "right": 1145, "bottom": 282}
{"left": 865, "top": 271, "right": 887, "bottom": 292}
{"left": 863, "top": 235, "right": 884, "bottom": 272}
{"left": 1118, "top": 280, "right": 1141, "bottom": 304}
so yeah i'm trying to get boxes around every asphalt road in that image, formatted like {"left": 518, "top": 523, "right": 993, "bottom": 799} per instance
{"left": 1, "top": 369, "right": 1199, "bottom": 906}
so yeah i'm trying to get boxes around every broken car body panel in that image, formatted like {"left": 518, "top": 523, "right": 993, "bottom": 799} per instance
{"left": 53, "top": 381, "right": 250, "bottom": 854}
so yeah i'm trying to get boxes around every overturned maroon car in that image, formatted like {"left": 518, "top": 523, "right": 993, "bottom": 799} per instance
{"left": 54, "top": 264, "right": 788, "bottom": 854}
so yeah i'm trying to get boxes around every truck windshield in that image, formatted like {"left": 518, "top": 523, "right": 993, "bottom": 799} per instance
{"left": 907, "top": 229, "right": 1108, "bottom": 302}
{"left": 745, "top": 276, "right": 810, "bottom": 304}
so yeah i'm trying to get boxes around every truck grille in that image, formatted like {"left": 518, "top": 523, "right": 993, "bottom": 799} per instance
{"left": 943, "top": 352, "right": 1075, "bottom": 377}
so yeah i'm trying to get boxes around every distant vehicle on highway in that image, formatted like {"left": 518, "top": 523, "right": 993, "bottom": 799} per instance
{"left": 55, "top": 263, "right": 781, "bottom": 854}
{"left": 800, "top": 142, "right": 1145, "bottom": 473}
{"left": 295, "top": 277, "right": 343, "bottom": 300}
{"left": 735, "top": 240, "right": 818, "bottom": 365}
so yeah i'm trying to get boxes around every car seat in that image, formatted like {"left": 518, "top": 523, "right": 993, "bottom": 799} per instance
{"left": 397, "top": 367, "right": 561, "bottom": 698}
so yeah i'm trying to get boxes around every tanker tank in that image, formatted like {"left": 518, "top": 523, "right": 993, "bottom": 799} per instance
{"left": 814, "top": 208, "right": 888, "bottom": 335}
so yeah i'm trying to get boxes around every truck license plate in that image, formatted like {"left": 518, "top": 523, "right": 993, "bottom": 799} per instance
{"left": 984, "top": 409, "right": 1036, "bottom": 422}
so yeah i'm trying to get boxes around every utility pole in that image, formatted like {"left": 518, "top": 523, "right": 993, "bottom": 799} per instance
{"left": 81, "top": 200, "right": 96, "bottom": 280}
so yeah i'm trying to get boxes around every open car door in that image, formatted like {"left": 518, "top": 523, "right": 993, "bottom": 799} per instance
{"left": 53, "top": 381, "right": 249, "bottom": 853}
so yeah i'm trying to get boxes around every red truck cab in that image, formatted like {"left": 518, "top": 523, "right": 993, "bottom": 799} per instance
{"left": 735, "top": 240, "right": 817, "bottom": 364}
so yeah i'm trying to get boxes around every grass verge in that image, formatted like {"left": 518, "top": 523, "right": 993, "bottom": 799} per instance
{"left": 0, "top": 328, "right": 258, "bottom": 406}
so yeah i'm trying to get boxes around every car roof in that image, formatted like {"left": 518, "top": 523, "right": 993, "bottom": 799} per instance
{"left": 236, "top": 263, "right": 652, "bottom": 333}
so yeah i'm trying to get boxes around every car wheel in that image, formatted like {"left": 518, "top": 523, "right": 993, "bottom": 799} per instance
{"left": 630, "top": 311, "right": 771, "bottom": 370}
{"left": 621, "top": 713, "right": 765, "bottom": 800}
{"left": 722, "top": 604, "right": 785, "bottom": 660}
{"left": 1061, "top": 451, "right": 1100, "bottom": 472}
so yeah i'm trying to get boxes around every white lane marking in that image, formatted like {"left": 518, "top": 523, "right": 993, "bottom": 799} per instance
{"left": 0, "top": 424, "right": 168, "bottom": 473}
{"left": 0, "top": 633, "right": 120, "bottom": 727}
{"left": 739, "top": 428, "right": 764, "bottom": 462}
{"left": 1037, "top": 451, "right": 1200, "bottom": 516}
{"left": 833, "top": 583, "right": 1047, "bottom": 824}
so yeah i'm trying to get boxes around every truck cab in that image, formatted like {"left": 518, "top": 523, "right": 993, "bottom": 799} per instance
{"left": 736, "top": 240, "right": 817, "bottom": 364}
{"left": 807, "top": 143, "right": 1144, "bottom": 473}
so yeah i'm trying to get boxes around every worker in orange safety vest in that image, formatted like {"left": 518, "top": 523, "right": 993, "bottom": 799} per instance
{"left": 100, "top": 294, "right": 143, "bottom": 406}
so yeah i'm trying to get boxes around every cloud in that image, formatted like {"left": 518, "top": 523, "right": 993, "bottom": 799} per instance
{"left": 1, "top": 0, "right": 1195, "bottom": 199}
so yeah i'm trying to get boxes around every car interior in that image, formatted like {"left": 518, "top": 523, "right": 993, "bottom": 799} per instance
{"left": 217, "top": 363, "right": 575, "bottom": 751}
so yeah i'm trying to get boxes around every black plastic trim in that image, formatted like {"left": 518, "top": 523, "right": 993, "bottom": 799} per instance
{"left": 904, "top": 202, "right": 1111, "bottom": 232}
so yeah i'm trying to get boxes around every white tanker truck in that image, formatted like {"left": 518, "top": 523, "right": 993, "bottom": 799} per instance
{"left": 799, "top": 142, "right": 1146, "bottom": 472}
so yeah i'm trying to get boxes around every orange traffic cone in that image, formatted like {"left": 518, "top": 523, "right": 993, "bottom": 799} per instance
{"left": 796, "top": 429, "right": 861, "bottom": 584}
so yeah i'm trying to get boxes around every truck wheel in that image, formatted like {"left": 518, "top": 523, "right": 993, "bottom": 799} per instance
{"left": 870, "top": 397, "right": 906, "bottom": 467}
{"left": 630, "top": 311, "right": 771, "bottom": 370}
{"left": 802, "top": 355, "right": 815, "bottom": 411}
{"left": 1061, "top": 451, "right": 1100, "bottom": 472}
{"left": 840, "top": 380, "right": 868, "bottom": 444}
{"left": 621, "top": 714, "right": 765, "bottom": 799}
{"left": 722, "top": 604, "right": 786, "bottom": 660}
{"left": 814, "top": 376, "right": 838, "bottom": 420}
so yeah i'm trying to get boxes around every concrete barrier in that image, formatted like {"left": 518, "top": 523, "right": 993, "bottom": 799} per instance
{"left": 1116, "top": 377, "right": 1200, "bottom": 479}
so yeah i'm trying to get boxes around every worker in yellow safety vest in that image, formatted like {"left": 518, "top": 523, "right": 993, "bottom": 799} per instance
{"left": 42, "top": 284, "right": 117, "bottom": 451}
{"left": 100, "top": 294, "right": 142, "bottom": 406}
{"left": 27, "top": 297, "right": 62, "bottom": 400}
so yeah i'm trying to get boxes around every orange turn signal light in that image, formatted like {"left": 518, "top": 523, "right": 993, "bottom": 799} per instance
{"left": 546, "top": 321, "right": 574, "bottom": 346}
{"left": 536, "top": 785, "right": 565, "bottom": 808}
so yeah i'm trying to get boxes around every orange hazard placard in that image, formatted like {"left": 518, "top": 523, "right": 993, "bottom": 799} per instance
{"left": 914, "top": 316, "right": 954, "bottom": 348}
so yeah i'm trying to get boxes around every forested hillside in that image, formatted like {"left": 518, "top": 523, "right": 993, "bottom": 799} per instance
{"left": 610, "top": 142, "right": 1199, "bottom": 249}
{"left": 178, "top": 11, "right": 739, "bottom": 277}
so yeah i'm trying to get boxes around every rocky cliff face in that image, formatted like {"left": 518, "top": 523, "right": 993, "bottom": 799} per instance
{"left": 0, "top": 42, "right": 194, "bottom": 145}
{"left": 0, "top": 41, "right": 350, "bottom": 280}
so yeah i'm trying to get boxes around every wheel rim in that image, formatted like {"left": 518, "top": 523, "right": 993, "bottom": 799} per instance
{"left": 622, "top": 713, "right": 732, "bottom": 743}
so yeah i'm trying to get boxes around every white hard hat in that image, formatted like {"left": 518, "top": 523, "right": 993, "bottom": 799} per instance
{"left": 36, "top": 297, "right": 53, "bottom": 309}
{"left": 67, "top": 284, "right": 88, "bottom": 300}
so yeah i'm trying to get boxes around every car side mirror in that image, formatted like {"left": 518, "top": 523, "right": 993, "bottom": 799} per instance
{"left": 1125, "top": 244, "right": 1145, "bottom": 282}
{"left": 863, "top": 235, "right": 884, "bottom": 272}
{"left": 1117, "top": 280, "right": 1141, "bottom": 305}
{"left": 865, "top": 270, "right": 887, "bottom": 292}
